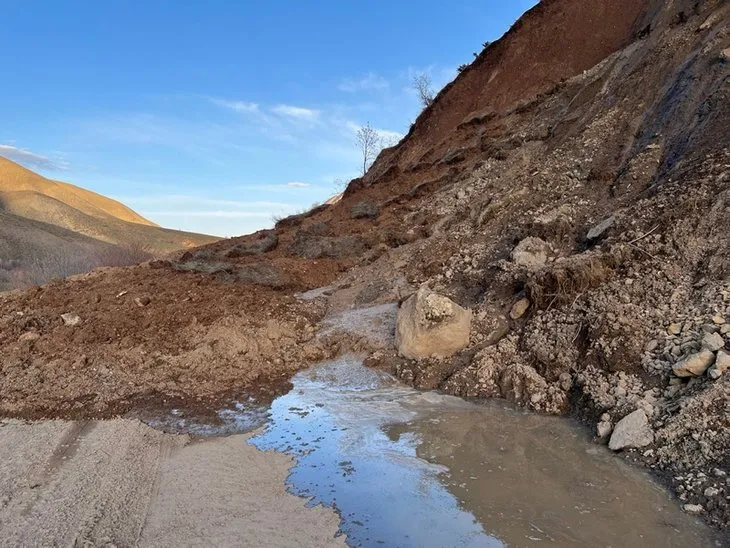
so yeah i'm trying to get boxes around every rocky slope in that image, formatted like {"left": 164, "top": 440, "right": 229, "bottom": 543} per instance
{"left": 0, "top": 0, "right": 728, "bottom": 532}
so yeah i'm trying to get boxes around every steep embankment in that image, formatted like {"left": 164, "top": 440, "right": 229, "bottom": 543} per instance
{"left": 0, "top": 0, "right": 728, "bottom": 531}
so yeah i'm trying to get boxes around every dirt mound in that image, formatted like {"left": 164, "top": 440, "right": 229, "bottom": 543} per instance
{"left": 0, "top": 0, "right": 729, "bottom": 532}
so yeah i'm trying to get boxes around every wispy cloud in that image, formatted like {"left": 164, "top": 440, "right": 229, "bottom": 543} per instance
{"left": 339, "top": 72, "right": 389, "bottom": 93}
{"left": 286, "top": 181, "right": 310, "bottom": 188}
{"left": 208, "top": 97, "right": 260, "bottom": 113}
{"left": 0, "top": 144, "right": 68, "bottom": 171}
{"left": 272, "top": 104, "right": 320, "bottom": 122}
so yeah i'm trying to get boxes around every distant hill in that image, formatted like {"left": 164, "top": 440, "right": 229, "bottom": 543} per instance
{"left": 0, "top": 156, "right": 220, "bottom": 290}
{"left": 0, "top": 156, "right": 219, "bottom": 254}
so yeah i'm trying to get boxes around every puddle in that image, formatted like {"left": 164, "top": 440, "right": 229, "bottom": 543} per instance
{"left": 137, "top": 398, "right": 270, "bottom": 437}
{"left": 248, "top": 356, "right": 721, "bottom": 547}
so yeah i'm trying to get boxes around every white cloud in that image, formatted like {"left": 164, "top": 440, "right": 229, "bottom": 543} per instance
{"left": 0, "top": 144, "right": 68, "bottom": 171}
{"left": 208, "top": 97, "right": 260, "bottom": 113}
{"left": 286, "top": 181, "right": 310, "bottom": 188}
{"left": 272, "top": 104, "right": 320, "bottom": 122}
{"left": 339, "top": 72, "right": 389, "bottom": 93}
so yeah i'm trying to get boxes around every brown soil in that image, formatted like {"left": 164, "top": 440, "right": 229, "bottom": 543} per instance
{"left": 0, "top": 0, "right": 729, "bottom": 532}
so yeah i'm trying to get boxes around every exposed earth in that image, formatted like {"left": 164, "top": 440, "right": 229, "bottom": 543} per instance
{"left": 0, "top": 0, "right": 729, "bottom": 538}
{"left": 0, "top": 419, "right": 343, "bottom": 546}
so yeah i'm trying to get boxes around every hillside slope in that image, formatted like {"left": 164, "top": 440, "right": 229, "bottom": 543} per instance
{"left": 0, "top": 0, "right": 728, "bottom": 531}
{"left": 0, "top": 157, "right": 218, "bottom": 252}
{"left": 0, "top": 157, "right": 154, "bottom": 226}
{"left": 0, "top": 211, "right": 135, "bottom": 291}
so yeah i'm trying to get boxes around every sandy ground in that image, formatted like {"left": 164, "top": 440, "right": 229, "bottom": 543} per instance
{"left": 0, "top": 419, "right": 344, "bottom": 547}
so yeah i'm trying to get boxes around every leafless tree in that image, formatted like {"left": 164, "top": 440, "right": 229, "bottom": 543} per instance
{"left": 356, "top": 122, "right": 380, "bottom": 175}
{"left": 411, "top": 73, "right": 434, "bottom": 108}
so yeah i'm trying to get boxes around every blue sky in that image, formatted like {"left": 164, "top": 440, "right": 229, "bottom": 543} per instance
{"left": 0, "top": 1, "right": 537, "bottom": 237}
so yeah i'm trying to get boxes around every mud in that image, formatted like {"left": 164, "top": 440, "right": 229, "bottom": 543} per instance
{"left": 0, "top": 419, "right": 343, "bottom": 547}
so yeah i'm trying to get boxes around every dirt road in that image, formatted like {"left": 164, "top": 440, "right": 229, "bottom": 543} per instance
{"left": 0, "top": 419, "right": 343, "bottom": 547}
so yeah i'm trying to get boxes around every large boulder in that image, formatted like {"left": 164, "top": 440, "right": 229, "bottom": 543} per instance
{"left": 608, "top": 409, "right": 654, "bottom": 451}
{"left": 395, "top": 288, "right": 471, "bottom": 359}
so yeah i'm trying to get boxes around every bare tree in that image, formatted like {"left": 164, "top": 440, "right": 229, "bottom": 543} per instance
{"left": 411, "top": 73, "right": 434, "bottom": 108}
{"left": 356, "top": 122, "right": 380, "bottom": 175}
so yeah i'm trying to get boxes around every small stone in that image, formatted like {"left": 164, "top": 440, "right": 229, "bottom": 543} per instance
{"left": 712, "top": 315, "right": 726, "bottom": 325}
{"left": 608, "top": 409, "right": 654, "bottom": 451}
{"left": 60, "top": 313, "right": 81, "bottom": 327}
{"left": 721, "top": 324, "right": 730, "bottom": 335}
{"left": 645, "top": 340, "right": 659, "bottom": 352}
{"left": 709, "top": 350, "right": 730, "bottom": 380}
{"left": 713, "top": 468, "right": 727, "bottom": 478}
{"left": 597, "top": 421, "right": 613, "bottom": 440}
{"left": 701, "top": 332, "right": 725, "bottom": 352}
{"left": 509, "top": 298, "right": 531, "bottom": 320}
{"left": 668, "top": 323, "right": 682, "bottom": 335}
{"left": 682, "top": 504, "right": 703, "bottom": 515}
{"left": 135, "top": 296, "right": 152, "bottom": 307}
{"left": 673, "top": 350, "right": 715, "bottom": 377}
{"left": 704, "top": 487, "right": 720, "bottom": 497}
{"left": 18, "top": 332, "right": 40, "bottom": 342}
{"left": 586, "top": 216, "right": 615, "bottom": 240}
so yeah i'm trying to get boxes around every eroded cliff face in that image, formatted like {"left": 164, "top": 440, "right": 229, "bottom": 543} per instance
{"left": 0, "top": 0, "right": 728, "bottom": 530}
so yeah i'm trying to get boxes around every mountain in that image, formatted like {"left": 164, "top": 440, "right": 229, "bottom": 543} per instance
{"left": 0, "top": 156, "right": 218, "bottom": 252}
{"left": 0, "top": 157, "right": 219, "bottom": 289}
{"left": 0, "top": 0, "right": 728, "bottom": 530}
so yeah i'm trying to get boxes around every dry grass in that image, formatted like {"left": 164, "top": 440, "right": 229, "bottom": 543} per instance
{"left": 1, "top": 245, "right": 151, "bottom": 291}
{"left": 526, "top": 252, "right": 615, "bottom": 307}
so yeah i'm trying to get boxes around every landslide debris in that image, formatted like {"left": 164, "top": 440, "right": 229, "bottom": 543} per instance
{"left": 0, "top": 0, "right": 728, "bottom": 532}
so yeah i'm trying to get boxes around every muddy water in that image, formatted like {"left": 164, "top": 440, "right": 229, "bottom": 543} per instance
{"left": 248, "top": 356, "right": 720, "bottom": 548}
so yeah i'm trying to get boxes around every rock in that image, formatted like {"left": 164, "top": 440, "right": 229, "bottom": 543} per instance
{"left": 135, "top": 296, "right": 151, "bottom": 307}
{"left": 667, "top": 323, "right": 682, "bottom": 335}
{"left": 712, "top": 315, "right": 726, "bottom": 325}
{"left": 608, "top": 409, "right": 654, "bottom": 451}
{"left": 586, "top": 216, "right": 615, "bottom": 240}
{"left": 350, "top": 202, "right": 380, "bottom": 220}
{"left": 701, "top": 332, "right": 725, "bottom": 352}
{"left": 645, "top": 340, "right": 659, "bottom": 352}
{"left": 704, "top": 486, "right": 720, "bottom": 497}
{"left": 509, "top": 298, "right": 531, "bottom": 320}
{"left": 18, "top": 332, "right": 40, "bottom": 342}
{"left": 720, "top": 48, "right": 730, "bottom": 62}
{"left": 672, "top": 350, "right": 715, "bottom": 377}
{"left": 721, "top": 324, "right": 730, "bottom": 335}
{"left": 597, "top": 420, "right": 613, "bottom": 440}
{"left": 395, "top": 288, "right": 472, "bottom": 359}
{"left": 60, "top": 313, "right": 81, "bottom": 327}
{"left": 510, "top": 237, "right": 549, "bottom": 268}
{"left": 499, "top": 363, "right": 548, "bottom": 406}
{"left": 682, "top": 504, "right": 703, "bottom": 515}
{"left": 709, "top": 350, "right": 730, "bottom": 380}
